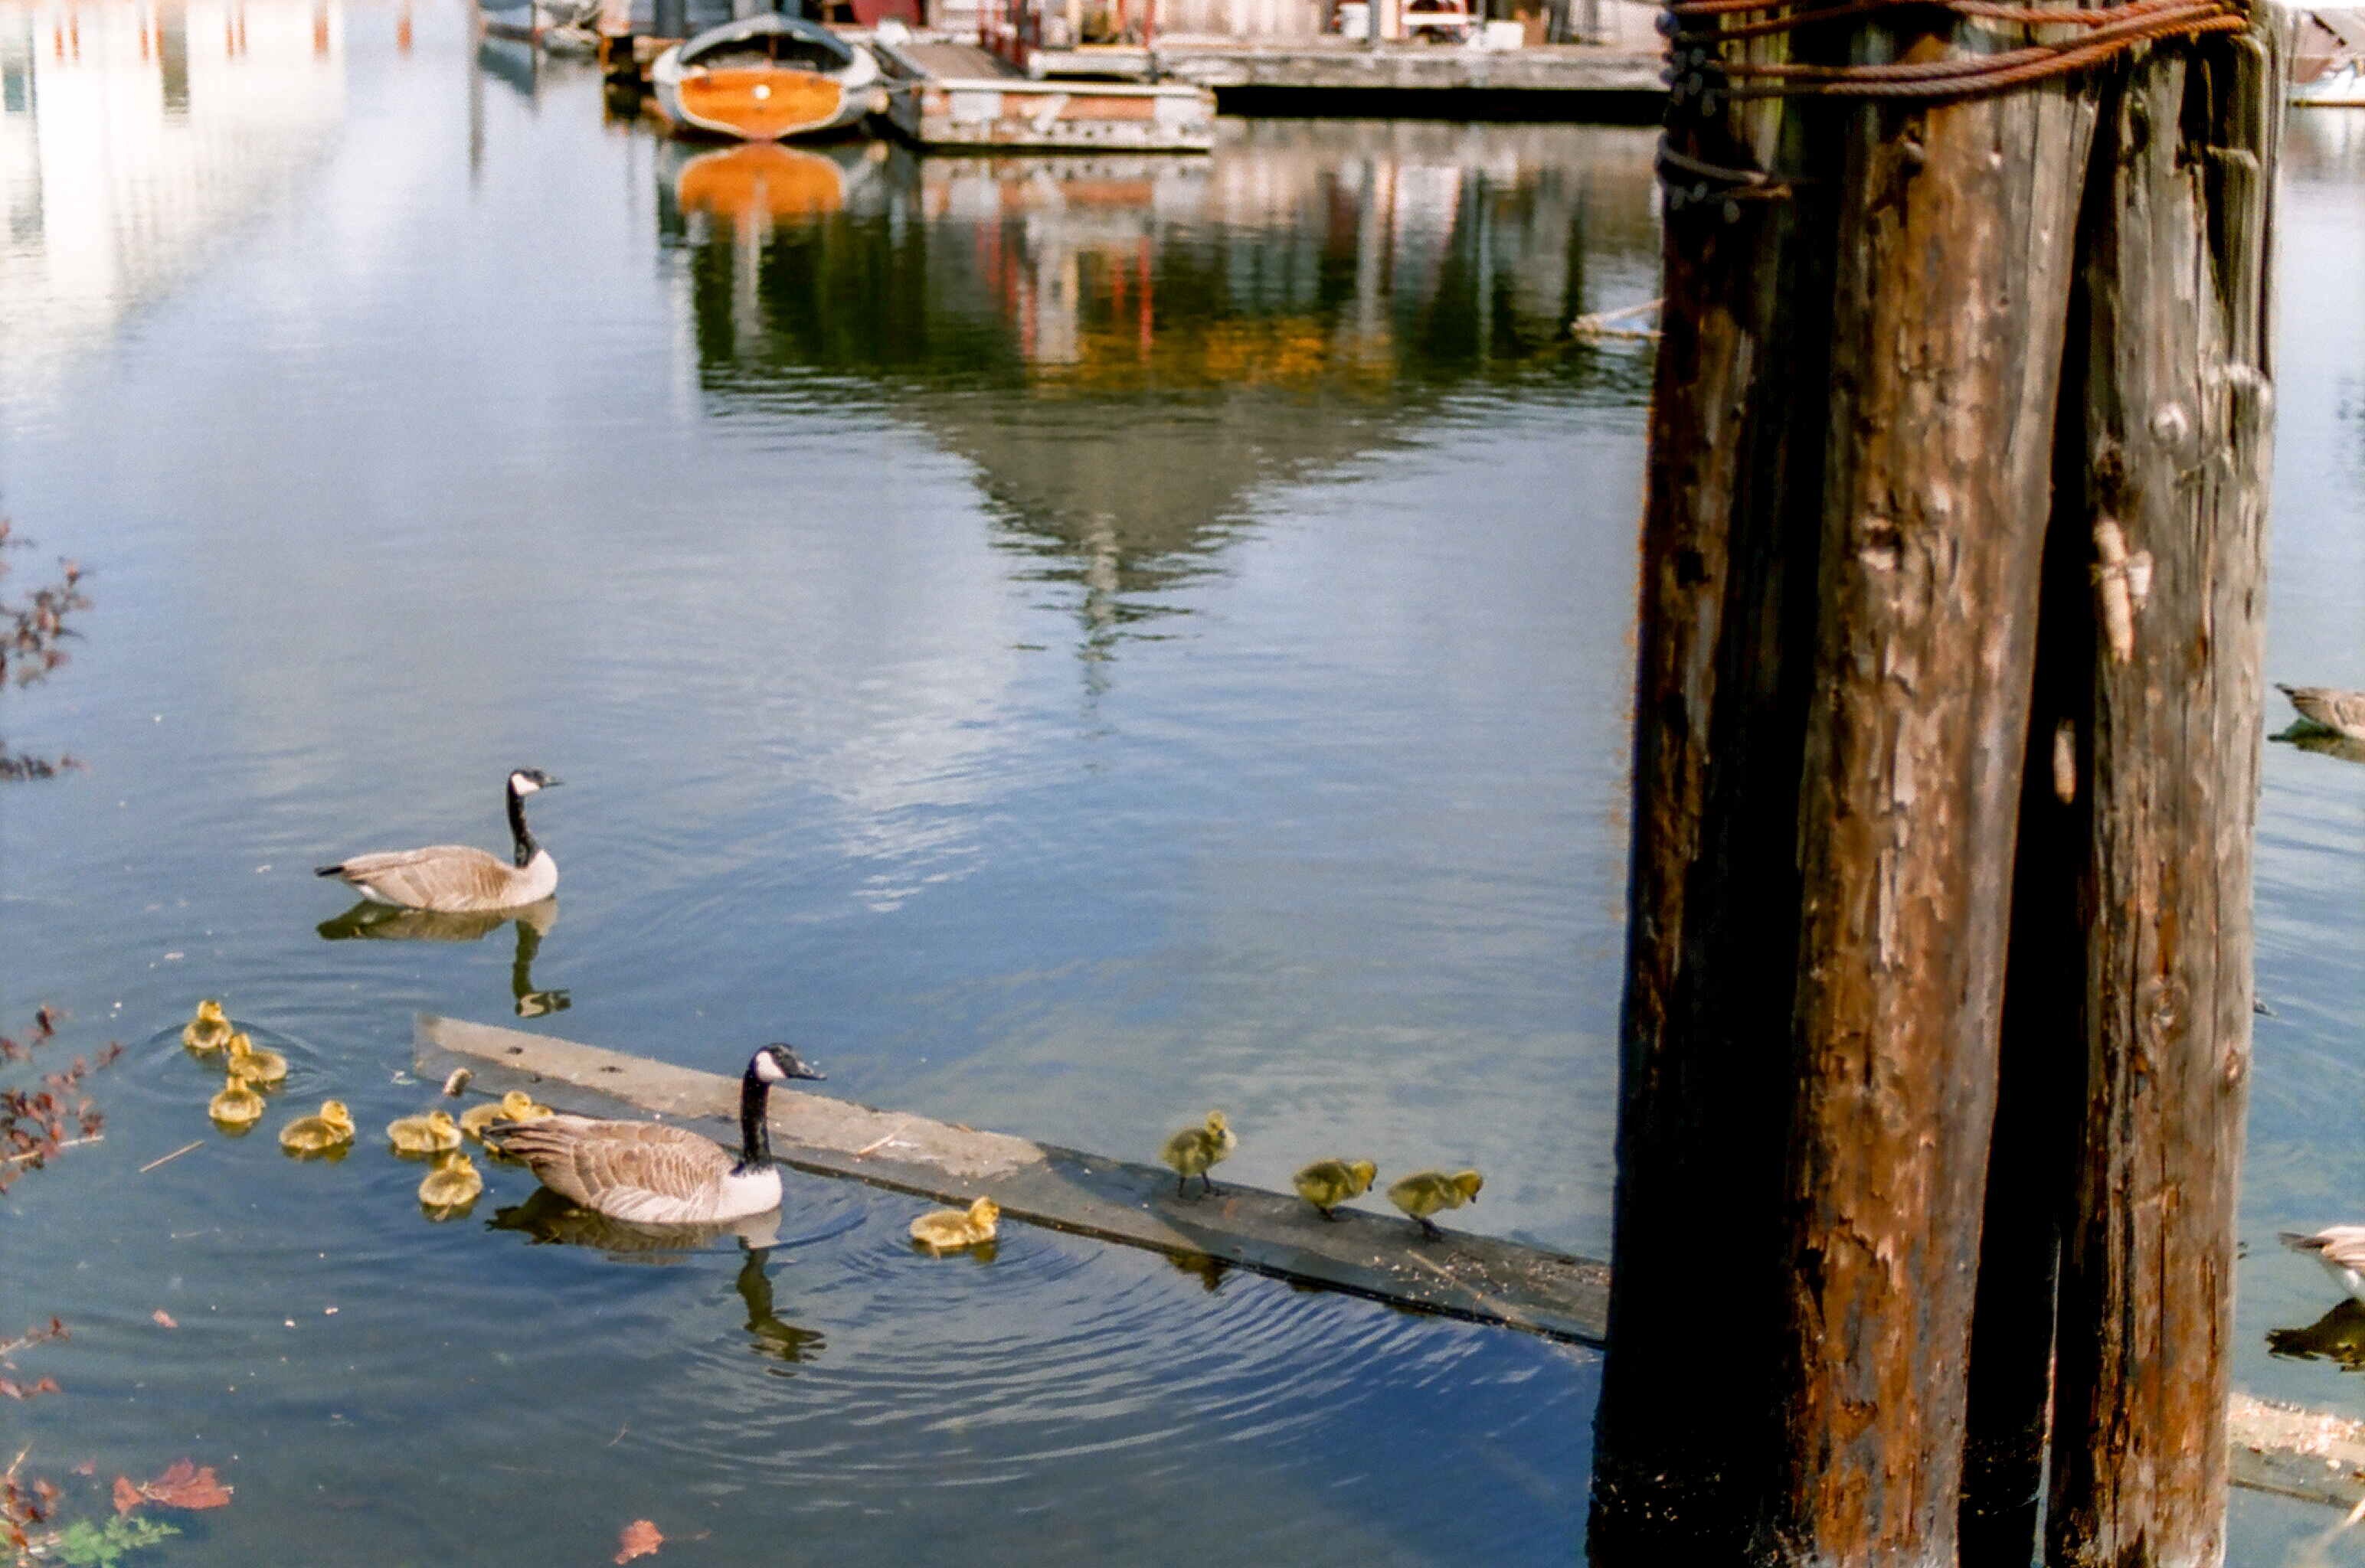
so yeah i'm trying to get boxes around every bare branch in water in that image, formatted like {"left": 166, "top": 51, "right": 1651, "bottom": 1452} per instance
{"left": 0, "top": 515, "right": 93, "bottom": 781}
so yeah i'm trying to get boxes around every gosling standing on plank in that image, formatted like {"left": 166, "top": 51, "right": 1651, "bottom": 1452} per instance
{"left": 1294, "top": 1158, "right": 1377, "bottom": 1221}
{"left": 911, "top": 1197, "right": 1000, "bottom": 1253}
{"left": 2284, "top": 1226, "right": 2365, "bottom": 1305}
{"left": 1387, "top": 1169, "right": 1483, "bottom": 1240}
{"left": 484, "top": 1044, "right": 824, "bottom": 1225}
{"left": 315, "top": 769, "right": 561, "bottom": 912}
{"left": 1160, "top": 1110, "right": 1236, "bottom": 1197}
{"left": 182, "top": 999, "right": 233, "bottom": 1054}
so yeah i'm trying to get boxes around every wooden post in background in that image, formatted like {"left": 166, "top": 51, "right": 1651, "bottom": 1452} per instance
{"left": 2046, "top": 27, "right": 2278, "bottom": 1566}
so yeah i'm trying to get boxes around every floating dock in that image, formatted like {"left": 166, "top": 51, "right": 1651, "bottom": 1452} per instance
{"left": 870, "top": 36, "right": 1217, "bottom": 150}
{"left": 416, "top": 1011, "right": 2365, "bottom": 1510}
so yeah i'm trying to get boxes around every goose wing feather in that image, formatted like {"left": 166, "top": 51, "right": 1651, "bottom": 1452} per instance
{"left": 2285, "top": 1225, "right": 2365, "bottom": 1271}
{"left": 2281, "top": 685, "right": 2365, "bottom": 738}
{"left": 320, "top": 846, "right": 528, "bottom": 913}
{"left": 489, "top": 1116, "right": 741, "bottom": 1224}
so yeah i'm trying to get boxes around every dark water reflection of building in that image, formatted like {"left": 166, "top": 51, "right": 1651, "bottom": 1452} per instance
{"left": 655, "top": 121, "right": 1658, "bottom": 656}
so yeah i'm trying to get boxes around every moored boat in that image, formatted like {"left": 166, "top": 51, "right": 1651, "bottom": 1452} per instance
{"left": 650, "top": 13, "right": 885, "bottom": 141}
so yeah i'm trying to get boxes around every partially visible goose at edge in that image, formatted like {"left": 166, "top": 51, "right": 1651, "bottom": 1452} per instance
{"left": 2278, "top": 684, "right": 2365, "bottom": 742}
{"left": 315, "top": 769, "right": 561, "bottom": 913}
{"left": 2284, "top": 1226, "right": 2365, "bottom": 1305}
{"left": 484, "top": 1044, "right": 824, "bottom": 1226}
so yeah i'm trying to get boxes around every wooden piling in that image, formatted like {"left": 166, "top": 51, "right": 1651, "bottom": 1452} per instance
{"left": 1593, "top": 6, "right": 2275, "bottom": 1562}
{"left": 2045, "top": 28, "right": 2278, "bottom": 1567}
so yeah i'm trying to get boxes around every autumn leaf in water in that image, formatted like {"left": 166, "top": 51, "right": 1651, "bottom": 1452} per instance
{"left": 615, "top": 1519, "right": 662, "bottom": 1563}
{"left": 116, "top": 1460, "right": 233, "bottom": 1512}
{"left": 152, "top": 1310, "right": 177, "bottom": 1329}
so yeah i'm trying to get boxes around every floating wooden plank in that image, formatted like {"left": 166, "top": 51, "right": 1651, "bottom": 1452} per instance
{"left": 414, "top": 1014, "right": 1610, "bottom": 1343}
{"left": 2229, "top": 1395, "right": 2365, "bottom": 1510}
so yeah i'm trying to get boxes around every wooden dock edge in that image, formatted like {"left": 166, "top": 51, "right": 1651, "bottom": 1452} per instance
{"left": 414, "top": 1014, "right": 1611, "bottom": 1344}
{"left": 411, "top": 1015, "right": 2365, "bottom": 1507}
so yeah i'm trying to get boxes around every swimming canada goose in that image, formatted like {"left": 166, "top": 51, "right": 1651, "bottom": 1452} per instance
{"left": 280, "top": 1100, "right": 356, "bottom": 1155}
{"left": 482, "top": 1044, "right": 824, "bottom": 1226}
{"left": 388, "top": 1109, "right": 462, "bottom": 1155}
{"left": 223, "top": 1033, "right": 287, "bottom": 1086}
{"left": 2284, "top": 1227, "right": 2365, "bottom": 1305}
{"left": 2280, "top": 686, "right": 2365, "bottom": 742}
{"left": 419, "top": 1151, "right": 484, "bottom": 1217}
{"left": 182, "top": 999, "right": 234, "bottom": 1054}
{"left": 314, "top": 769, "right": 562, "bottom": 913}
{"left": 910, "top": 1196, "right": 1000, "bottom": 1253}
{"left": 1294, "top": 1158, "right": 1378, "bottom": 1221}
{"left": 209, "top": 1076, "right": 265, "bottom": 1128}
{"left": 460, "top": 1090, "right": 551, "bottom": 1140}
{"left": 1387, "top": 1169, "right": 1483, "bottom": 1240}
{"left": 1160, "top": 1110, "right": 1237, "bottom": 1198}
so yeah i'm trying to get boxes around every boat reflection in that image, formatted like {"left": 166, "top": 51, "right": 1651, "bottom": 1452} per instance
{"left": 490, "top": 1188, "right": 834, "bottom": 1366}
{"left": 667, "top": 140, "right": 863, "bottom": 227}
{"left": 2268, "top": 1298, "right": 2365, "bottom": 1367}
{"left": 316, "top": 897, "right": 571, "bottom": 1017}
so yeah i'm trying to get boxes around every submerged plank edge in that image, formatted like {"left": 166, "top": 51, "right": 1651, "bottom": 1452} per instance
{"left": 414, "top": 1014, "right": 1612, "bottom": 1344}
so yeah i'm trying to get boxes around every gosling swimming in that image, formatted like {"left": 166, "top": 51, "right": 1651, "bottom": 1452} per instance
{"left": 1294, "top": 1158, "right": 1378, "bottom": 1221}
{"left": 1387, "top": 1169, "right": 1483, "bottom": 1240}
{"left": 316, "top": 769, "right": 561, "bottom": 913}
{"left": 460, "top": 1090, "right": 551, "bottom": 1140}
{"left": 279, "top": 1100, "right": 356, "bottom": 1155}
{"left": 2284, "top": 1226, "right": 2365, "bottom": 1305}
{"left": 1160, "top": 1110, "right": 1237, "bottom": 1198}
{"left": 182, "top": 999, "right": 234, "bottom": 1054}
{"left": 208, "top": 1076, "right": 265, "bottom": 1129}
{"left": 910, "top": 1196, "right": 1000, "bottom": 1253}
{"left": 387, "top": 1109, "right": 462, "bottom": 1155}
{"left": 418, "top": 1151, "right": 484, "bottom": 1216}
{"left": 223, "top": 1032, "right": 287, "bottom": 1086}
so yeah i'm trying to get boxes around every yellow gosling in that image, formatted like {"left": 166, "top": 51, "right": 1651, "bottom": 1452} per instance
{"left": 1386, "top": 1169, "right": 1483, "bottom": 1241}
{"left": 459, "top": 1090, "right": 552, "bottom": 1140}
{"left": 387, "top": 1109, "right": 462, "bottom": 1155}
{"left": 910, "top": 1197, "right": 1001, "bottom": 1253}
{"left": 182, "top": 999, "right": 234, "bottom": 1054}
{"left": 279, "top": 1100, "right": 356, "bottom": 1155}
{"left": 1160, "top": 1110, "right": 1238, "bottom": 1199}
{"left": 223, "top": 1032, "right": 288, "bottom": 1086}
{"left": 208, "top": 1076, "right": 265, "bottom": 1129}
{"left": 418, "top": 1151, "right": 483, "bottom": 1217}
{"left": 1293, "top": 1158, "right": 1379, "bottom": 1221}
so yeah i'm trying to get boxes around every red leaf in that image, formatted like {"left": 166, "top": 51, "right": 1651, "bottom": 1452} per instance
{"left": 151, "top": 1311, "right": 177, "bottom": 1329}
{"left": 112, "top": 1477, "right": 140, "bottom": 1515}
{"left": 615, "top": 1519, "right": 662, "bottom": 1563}
{"left": 139, "top": 1461, "right": 231, "bottom": 1511}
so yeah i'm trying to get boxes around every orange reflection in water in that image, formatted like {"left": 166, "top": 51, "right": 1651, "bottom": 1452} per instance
{"left": 675, "top": 143, "right": 844, "bottom": 224}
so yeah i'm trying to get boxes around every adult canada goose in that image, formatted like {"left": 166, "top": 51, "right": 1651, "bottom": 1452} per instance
{"left": 483, "top": 1044, "right": 824, "bottom": 1226}
{"left": 1160, "top": 1110, "right": 1237, "bottom": 1198}
{"left": 182, "top": 999, "right": 234, "bottom": 1054}
{"left": 910, "top": 1196, "right": 1000, "bottom": 1253}
{"left": 2284, "top": 1227, "right": 2365, "bottom": 1305}
{"left": 1388, "top": 1169, "right": 1483, "bottom": 1240}
{"left": 2280, "top": 685, "right": 2365, "bottom": 742}
{"left": 1294, "top": 1158, "right": 1378, "bottom": 1221}
{"left": 314, "top": 769, "right": 562, "bottom": 913}
{"left": 280, "top": 1100, "right": 357, "bottom": 1155}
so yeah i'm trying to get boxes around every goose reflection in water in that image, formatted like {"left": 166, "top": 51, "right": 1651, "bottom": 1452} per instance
{"left": 489, "top": 1188, "right": 854, "bottom": 1367}
{"left": 2273, "top": 724, "right": 2365, "bottom": 766}
{"left": 2268, "top": 1298, "right": 2365, "bottom": 1368}
{"left": 316, "top": 897, "right": 571, "bottom": 1018}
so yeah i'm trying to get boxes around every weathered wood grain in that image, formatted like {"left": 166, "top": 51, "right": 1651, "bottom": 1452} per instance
{"left": 2046, "top": 24, "right": 2280, "bottom": 1568}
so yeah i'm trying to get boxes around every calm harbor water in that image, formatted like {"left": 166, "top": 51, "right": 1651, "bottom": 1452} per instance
{"left": 3, "top": 2, "right": 2362, "bottom": 1563}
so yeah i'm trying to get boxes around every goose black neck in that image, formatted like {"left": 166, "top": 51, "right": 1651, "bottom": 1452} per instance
{"left": 737, "top": 1069, "right": 773, "bottom": 1173}
{"left": 507, "top": 782, "right": 538, "bottom": 868}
